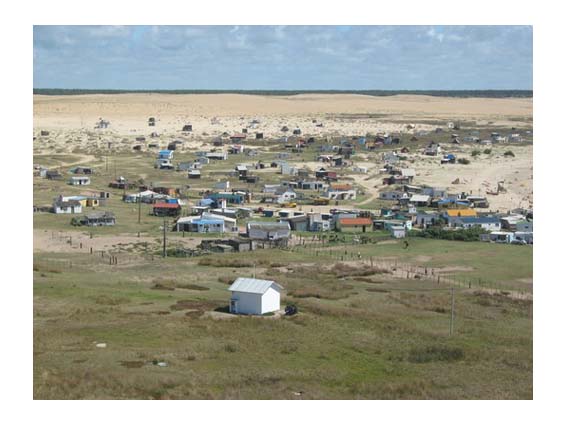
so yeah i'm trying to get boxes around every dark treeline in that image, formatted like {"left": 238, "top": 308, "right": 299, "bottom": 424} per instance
{"left": 33, "top": 88, "right": 533, "bottom": 98}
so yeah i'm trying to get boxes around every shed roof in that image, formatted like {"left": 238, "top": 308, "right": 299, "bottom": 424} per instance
{"left": 228, "top": 278, "right": 282, "bottom": 295}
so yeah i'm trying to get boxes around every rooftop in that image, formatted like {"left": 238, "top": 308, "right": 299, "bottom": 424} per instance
{"left": 446, "top": 209, "right": 477, "bottom": 217}
{"left": 228, "top": 278, "right": 282, "bottom": 295}
{"left": 339, "top": 217, "right": 373, "bottom": 226}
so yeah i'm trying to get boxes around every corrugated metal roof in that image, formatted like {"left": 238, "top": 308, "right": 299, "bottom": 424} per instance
{"left": 228, "top": 278, "right": 282, "bottom": 294}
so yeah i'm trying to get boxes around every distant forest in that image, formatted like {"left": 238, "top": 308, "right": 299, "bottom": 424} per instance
{"left": 33, "top": 89, "right": 533, "bottom": 98}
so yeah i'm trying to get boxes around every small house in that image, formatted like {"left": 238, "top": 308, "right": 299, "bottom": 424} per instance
{"left": 416, "top": 211, "right": 441, "bottom": 228}
{"left": 69, "top": 176, "right": 91, "bottom": 186}
{"left": 247, "top": 222, "right": 291, "bottom": 242}
{"left": 53, "top": 199, "right": 82, "bottom": 214}
{"left": 454, "top": 216, "right": 501, "bottom": 231}
{"left": 390, "top": 225, "right": 406, "bottom": 239}
{"left": 325, "top": 184, "right": 357, "bottom": 201}
{"left": 46, "top": 170, "right": 63, "bottom": 180}
{"left": 424, "top": 143, "right": 441, "bottom": 156}
{"left": 206, "top": 152, "right": 228, "bottom": 161}
{"left": 380, "top": 191, "right": 409, "bottom": 201}
{"left": 444, "top": 208, "right": 477, "bottom": 226}
{"left": 73, "top": 211, "right": 115, "bottom": 227}
{"left": 337, "top": 217, "right": 372, "bottom": 233}
{"left": 153, "top": 202, "right": 181, "bottom": 217}
{"left": 188, "top": 169, "right": 201, "bottom": 179}
{"left": 409, "top": 194, "right": 431, "bottom": 207}
{"left": 228, "top": 278, "right": 283, "bottom": 315}
{"left": 158, "top": 150, "right": 174, "bottom": 160}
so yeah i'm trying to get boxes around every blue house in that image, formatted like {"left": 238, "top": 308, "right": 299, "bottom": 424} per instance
{"left": 158, "top": 150, "right": 174, "bottom": 160}
{"left": 207, "top": 193, "right": 245, "bottom": 205}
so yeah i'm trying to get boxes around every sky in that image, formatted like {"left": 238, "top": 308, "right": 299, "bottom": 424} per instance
{"left": 33, "top": 25, "right": 533, "bottom": 90}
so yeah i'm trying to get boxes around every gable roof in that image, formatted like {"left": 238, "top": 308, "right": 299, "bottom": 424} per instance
{"left": 228, "top": 277, "right": 282, "bottom": 294}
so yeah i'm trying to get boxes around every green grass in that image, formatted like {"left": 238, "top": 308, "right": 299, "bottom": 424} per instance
{"left": 33, "top": 238, "right": 532, "bottom": 399}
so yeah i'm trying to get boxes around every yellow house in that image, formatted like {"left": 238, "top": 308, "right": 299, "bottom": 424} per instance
{"left": 445, "top": 209, "right": 477, "bottom": 218}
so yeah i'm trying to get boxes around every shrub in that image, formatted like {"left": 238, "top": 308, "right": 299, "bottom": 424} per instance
{"left": 409, "top": 226, "right": 485, "bottom": 242}
{"left": 408, "top": 345, "right": 465, "bottom": 363}
{"left": 176, "top": 283, "right": 209, "bottom": 291}
{"left": 483, "top": 149, "right": 492, "bottom": 154}
{"left": 457, "top": 158, "right": 470, "bottom": 165}
{"left": 471, "top": 149, "right": 481, "bottom": 157}
{"left": 504, "top": 150, "right": 515, "bottom": 157}
{"left": 224, "top": 343, "right": 238, "bottom": 353}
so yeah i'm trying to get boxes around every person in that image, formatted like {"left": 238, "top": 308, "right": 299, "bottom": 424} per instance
{"left": 403, "top": 240, "right": 409, "bottom": 249}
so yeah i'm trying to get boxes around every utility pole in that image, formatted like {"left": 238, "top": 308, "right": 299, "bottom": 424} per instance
{"left": 450, "top": 287, "right": 455, "bottom": 336}
{"left": 138, "top": 193, "right": 141, "bottom": 224}
{"left": 162, "top": 218, "right": 167, "bottom": 258}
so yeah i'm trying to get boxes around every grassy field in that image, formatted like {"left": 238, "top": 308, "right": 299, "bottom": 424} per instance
{"left": 33, "top": 238, "right": 532, "bottom": 400}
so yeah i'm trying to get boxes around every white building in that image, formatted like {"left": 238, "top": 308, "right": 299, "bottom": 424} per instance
{"left": 68, "top": 176, "right": 90, "bottom": 186}
{"left": 228, "top": 278, "right": 283, "bottom": 315}
{"left": 53, "top": 200, "right": 83, "bottom": 214}
{"left": 390, "top": 225, "right": 407, "bottom": 239}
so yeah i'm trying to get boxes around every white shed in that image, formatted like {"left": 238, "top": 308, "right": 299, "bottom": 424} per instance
{"left": 228, "top": 278, "right": 283, "bottom": 315}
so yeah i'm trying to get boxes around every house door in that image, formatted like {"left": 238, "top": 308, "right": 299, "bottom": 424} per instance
{"left": 230, "top": 300, "right": 238, "bottom": 314}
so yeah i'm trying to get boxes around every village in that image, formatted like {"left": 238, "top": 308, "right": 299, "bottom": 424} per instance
{"left": 33, "top": 93, "right": 533, "bottom": 400}
{"left": 34, "top": 116, "right": 533, "bottom": 257}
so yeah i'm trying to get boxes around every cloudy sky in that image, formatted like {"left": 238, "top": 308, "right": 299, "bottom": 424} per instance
{"left": 33, "top": 25, "right": 532, "bottom": 90}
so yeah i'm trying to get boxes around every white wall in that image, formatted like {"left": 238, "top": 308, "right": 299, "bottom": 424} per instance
{"left": 261, "top": 286, "right": 281, "bottom": 314}
{"left": 231, "top": 291, "right": 262, "bottom": 315}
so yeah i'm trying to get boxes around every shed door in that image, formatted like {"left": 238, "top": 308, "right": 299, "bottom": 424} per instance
{"left": 230, "top": 300, "right": 238, "bottom": 314}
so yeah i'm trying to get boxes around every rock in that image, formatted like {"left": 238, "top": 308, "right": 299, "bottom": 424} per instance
{"left": 95, "top": 343, "right": 107, "bottom": 348}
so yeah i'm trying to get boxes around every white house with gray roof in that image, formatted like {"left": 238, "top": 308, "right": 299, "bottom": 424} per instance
{"left": 228, "top": 278, "right": 283, "bottom": 315}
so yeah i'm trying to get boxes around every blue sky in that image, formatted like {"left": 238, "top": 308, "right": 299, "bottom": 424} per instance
{"left": 33, "top": 25, "right": 533, "bottom": 90}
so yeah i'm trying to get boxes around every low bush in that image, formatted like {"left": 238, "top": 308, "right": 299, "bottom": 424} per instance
{"left": 504, "top": 150, "right": 515, "bottom": 157}
{"left": 471, "top": 149, "right": 481, "bottom": 157}
{"left": 483, "top": 149, "right": 492, "bottom": 154}
{"left": 457, "top": 158, "right": 470, "bottom": 165}
{"left": 408, "top": 345, "right": 465, "bottom": 363}
{"left": 409, "top": 226, "right": 485, "bottom": 242}
{"left": 198, "top": 257, "right": 254, "bottom": 267}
